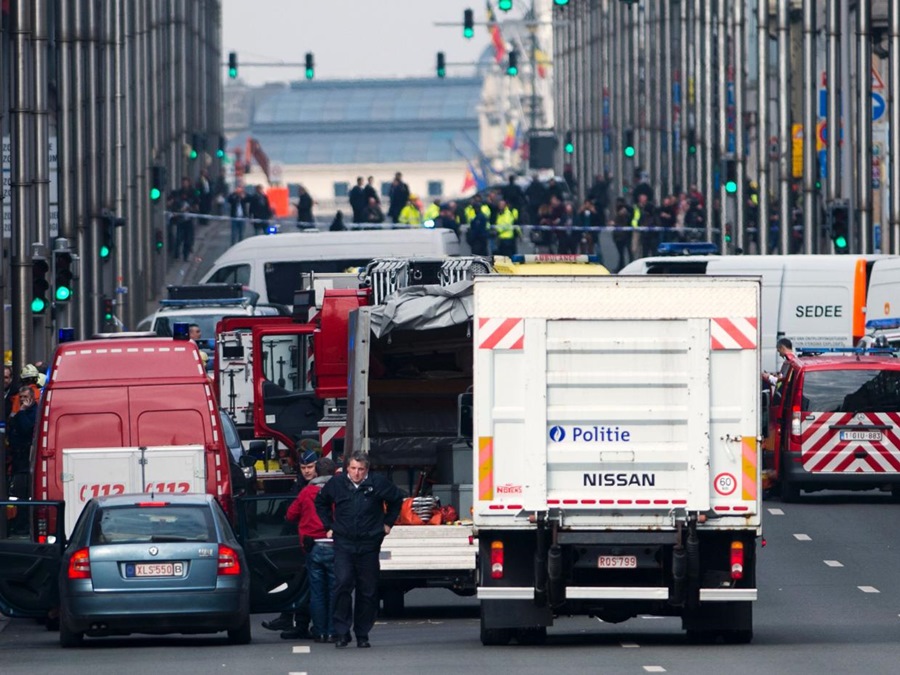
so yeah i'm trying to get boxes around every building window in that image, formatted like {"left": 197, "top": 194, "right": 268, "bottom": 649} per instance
{"left": 427, "top": 181, "right": 443, "bottom": 197}
{"left": 381, "top": 182, "right": 392, "bottom": 198}
{"left": 333, "top": 182, "right": 349, "bottom": 198}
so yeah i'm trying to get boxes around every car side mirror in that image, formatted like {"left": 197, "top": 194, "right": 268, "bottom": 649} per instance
{"left": 239, "top": 454, "right": 257, "bottom": 468}
{"left": 247, "top": 440, "right": 267, "bottom": 459}
{"left": 458, "top": 391, "right": 473, "bottom": 439}
{"left": 760, "top": 390, "right": 770, "bottom": 438}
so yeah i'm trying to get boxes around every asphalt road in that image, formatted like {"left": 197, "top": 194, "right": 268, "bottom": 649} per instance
{"left": 4, "top": 492, "right": 900, "bottom": 675}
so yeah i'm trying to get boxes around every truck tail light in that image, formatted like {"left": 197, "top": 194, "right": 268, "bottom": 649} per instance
{"left": 791, "top": 406, "right": 802, "bottom": 437}
{"left": 730, "top": 540, "right": 744, "bottom": 580}
{"left": 490, "top": 540, "right": 504, "bottom": 579}
{"left": 218, "top": 545, "right": 241, "bottom": 576}
{"left": 68, "top": 548, "right": 91, "bottom": 580}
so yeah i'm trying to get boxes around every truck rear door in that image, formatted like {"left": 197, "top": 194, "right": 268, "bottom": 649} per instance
{"left": 476, "top": 316, "right": 713, "bottom": 524}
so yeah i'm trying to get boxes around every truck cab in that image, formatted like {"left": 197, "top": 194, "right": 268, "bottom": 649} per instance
{"left": 765, "top": 347, "right": 900, "bottom": 501}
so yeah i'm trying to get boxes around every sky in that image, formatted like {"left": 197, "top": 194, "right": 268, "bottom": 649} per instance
{"left": 220, "top": 0, "right": 499, "bottom": 84}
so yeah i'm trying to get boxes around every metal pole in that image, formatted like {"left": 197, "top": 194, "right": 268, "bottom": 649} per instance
{"left": 857, "top": 0, "right": 872, "bottom": 253}
{"left": 802, "top": 0, "right": 817, "bottom": 254}
{"left": 826, "top": 0, "right": 840, "bottom": 208}
{"left": 86, "top": 0, "right": 101, "bottom": 332}
{"left": 73, "top": 0, "right": 87, "bottom": 337}
{"left": 647, "top": 1, "right": 660, "bottom": 197}
{"left": 757, "top": 0, "right": 770, "bottom": 255}
{"left": 613, "top": 1, "right": 625, "bottom": 199}
{"left": 717, "top": 0, "right": 728, "bottom": 251}
{"left": 679, "top": 0, "right": 689, "bottom": 190}
{"left": 113, "top": 0, "right": 128, "bottom": 327}
{"left": 840, "top": 0, "right": 853, "bottom": 223}
{"left": 702, "top": 0, "right": 715, "bottom": 241}
{"left": 629, "top": 2, "right": 638, "bottom": 193}
{"left": 734, "top": 0, "right": 746, "bottom": 252}
{"left": 662, "top": 0, "right": 673, "bottom": 196}
{"left": 891, "top": 0, "right": 900, "bottom": 254}
{"left": 11, "top": 0, "right": 36, "bottom": 369}
{"left": 123, "top": 0, "right": 138, "bottom": 328}
{"left": 33, "top": 0, "right": 50, "bottom": 357}
{"left": 777, "top": 0, "right": 792, "bottom": 254}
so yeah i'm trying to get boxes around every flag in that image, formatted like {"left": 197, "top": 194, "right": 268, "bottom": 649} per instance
{"left": 535, "top": 48, "right": 550, "bottom": 79}
{"left": 486, "top": 2, "right": 506, "bottom": 64}
{"left": 503, "top": 123, "right": 516, "bottom": 150}
{"left": 462, "top": 169, "right": 477, "bottom": 194}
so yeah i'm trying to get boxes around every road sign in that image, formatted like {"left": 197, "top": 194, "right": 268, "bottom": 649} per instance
{"left": 872, "top": 65, "right": 885, "bottom": 91}
{"left": 816, "top": 121, "right": 827, "bottom": 151}
{"left": 872, "top": 92, "right": 886, "bottom": 123}
{"left": 792, "top": 124, "right": 804, "bottom": 178}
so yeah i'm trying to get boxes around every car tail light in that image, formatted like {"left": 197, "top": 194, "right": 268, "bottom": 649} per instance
{"left": 68, "top": 548, "right": 91, "bottom": 580}
{"left": 791, "top": 406, "right": 802, "bottom": 437}
{"left": 490, "top": 540, "right": 504, "bottom": 579}
{"left": 730, "top": 540, "right": 744, "bottom": 580}
{"left": 136, "top": 502, "right": 170, "bottom": 508}
{"left": 218, "top": 545, "right": 241, "bottom": 576}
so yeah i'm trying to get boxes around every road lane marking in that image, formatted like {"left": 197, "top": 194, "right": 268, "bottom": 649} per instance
{"left": 289, "top": 672, "right": 307, "bottom": 675}
{"left": 824, "top": 560, "right": 844, "bottom": 567}
{"left": 292, "top": 646, "right": 311, "bottom": 654}
{"left": 621, "top": 642, "right": 640, "bottom": 648}
{"left": 859, "top": 586, "right": 880, "bottom": 593}
{"left": 768, "top": 508, "right": 785, "bottom": 515}
{"left": 793, "top": 533, "right": 811, "bottom": 541}
{"left": 643, "top": 668, "right": 667, "bottom": 673}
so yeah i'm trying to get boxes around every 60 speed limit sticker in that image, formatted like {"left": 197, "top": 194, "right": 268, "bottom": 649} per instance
{"left": 714, "top": 472, "right": 737, "bottom": 496}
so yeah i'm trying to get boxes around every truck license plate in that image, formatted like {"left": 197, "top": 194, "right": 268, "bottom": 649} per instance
{"left": 130, "top": 562, "right": 184, "bottom": 578}
{"left": 840, "top": 430, "right": 883, "bottom": 442}
{"left": 598, "top": 555, "right": 637, "bottom": 569}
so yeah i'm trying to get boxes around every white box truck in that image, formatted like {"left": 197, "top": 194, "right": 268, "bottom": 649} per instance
{"left": 473, "top": 276, "right": 761, "bottom": 645}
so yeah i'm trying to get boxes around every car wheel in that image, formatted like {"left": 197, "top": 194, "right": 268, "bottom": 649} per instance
{"left": 59, "top": 622, "right": 83, "bottom": 648}
{"left": 227, "top": 615, "right": 252, "bottom": 645}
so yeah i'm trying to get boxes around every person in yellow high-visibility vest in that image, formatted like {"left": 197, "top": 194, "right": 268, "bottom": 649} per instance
{"left": 493, "top": 199, "right": 521, "bottom": 257}
{"left": 397, "top": 195, "right": 422, "bottom": 227}
{"left": 423, "top": 199, "right": 441, "bottom": 225}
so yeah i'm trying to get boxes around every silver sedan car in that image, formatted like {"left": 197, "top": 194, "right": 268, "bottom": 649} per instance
{"left": 59, "top": 493, "right": 250, "bottom": 647}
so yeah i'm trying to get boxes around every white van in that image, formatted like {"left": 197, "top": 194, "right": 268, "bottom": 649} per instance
{"left": 199, "top": 229, "right": 462, "bottom": 306}
{"left": 619, "top": 254, "right": 900, "bottom": 371}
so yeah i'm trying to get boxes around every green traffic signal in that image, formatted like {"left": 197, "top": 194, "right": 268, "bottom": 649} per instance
{"left": 55, "top": 285, "right": 71, "bottom": 302}
{"left": 554, "top": 0, "right": 570, "bottom": 5}
{"left": 725, "top": 180, "right": 737, "bottom": 194}
{"left": 499, "top": 0, "right": 512, "bottom": 10}
{"left": 463, "top": 9, "right": 474, "bottom": 38}
{"left": 624, "top": 146, "right": 635, "bottom": 158}
{"left": 506, "top": 51, "right": 518, "bottom": 76}
{"left": 228, "top": 52, "right": 238, "bottom": 79}
{"left": 31, "top": 297, "right": 47, "bottom": 313}
{"left": 150, "top": 186, "right": 161, "bottom": 201}
{"left": 216, "top": 148, "right": 225, "bottom": 158}
{"left": 99, "top": 245, "right": 110, "bottom": 259}
{"left": 834, "top": 234, "right": 848, "bottom": 249}
{"left": 305, "top": 52, "right": 315, "bottom": 80}
{"left": 565, "top": 143, "right": 574, "bottom": 154}
{"left": 189, "top": 148, "right": 198, "bottom": 160}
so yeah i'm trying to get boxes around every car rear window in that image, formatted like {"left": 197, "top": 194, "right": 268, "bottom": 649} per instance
{"left": 801, "top": 368, "right": 900, "bottom": 413}
{"left": 91, "top": 505, "right": 216, "bottom": 545}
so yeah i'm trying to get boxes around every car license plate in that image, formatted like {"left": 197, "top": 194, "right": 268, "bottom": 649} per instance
{"left": 130, "top": 562, "right": 184, "bottom": 578}
{"left": 840, "top": 430, "right": 883, "bottom": 442}
{"left": 598, "top": 555, "right": 637, "bottom": 569}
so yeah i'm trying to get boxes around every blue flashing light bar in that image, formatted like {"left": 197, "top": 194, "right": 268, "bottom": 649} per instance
{"left": 58, "top": 327, "right": 76, "bottom": 343}
{"left": 160, "top": 297, "right": 247, "bottom": 307}
{"left": 797, "top": 346, "right": 897, "bottom": 356}
{"left": 656, "top": 242, "right": 719, "bottom": 256}
{"left": 865, "top": 318, "right": 900, "bottom": 331}
{"left": 266, "top": 224, "right": 279, "bottom": 235}
{"left": 172, "top": 322, "right": 191, "bottom": 340}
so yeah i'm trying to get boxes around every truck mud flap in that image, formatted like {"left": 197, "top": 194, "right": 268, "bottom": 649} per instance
{"left": 481, "top": 598, "right": 552, "bottom": 630}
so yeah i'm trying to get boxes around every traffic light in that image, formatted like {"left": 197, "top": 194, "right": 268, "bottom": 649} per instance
{"left": 687, "top": 128, "right": 697, "bottom": 155}
{"left": 189, "top": 132, "right": 204, "bottom": 161}
{"left": 564, "top": 130, "right": 574, "bottom": 155}
{"left": 305, "top": 52, "right": 314, "bottom": 80}
{"left": 101, "top": 296, "right": 114, "bottom": 324}
{"left": 154, "top": 228, "right": 164, "bottom": 253}
{"left": 100, "top": 213, "right": 124, "bottom": 261}
{"left": 228, "top": 52, "right": 237, "bottom": 79}
{"left": 828, "top": 201, "right": 850, "bottom": 253}
{"left": 217, "top": 135, "right": 226, "bottom": 159}
{"left": 554, "top": 0, "right": 570, "bottom": 5}
{"left": 54, "top": 249, "right": 74, "bottom": 302}
{"left": 623, "top": 129, "right": 635, "bottom": 158}
{"left": 499, "top": 0, "right": 513, "bottom": 10}
{"left": 32, "top": 254, "right": 50, "bottom": 314}
{"left": 150, "top": 164, "right": 166, "bottom": 201}
{"left": 436, "top": 52, "right": 446, "bottom": 78}
{"left": 506, "top": 50, "right": 518, "bottom": 76}
{"left": 463, "top": 9, "right": 474, "bottom": 38}
{"left": 723, "top": 158, "right": 738, "bottom": 194}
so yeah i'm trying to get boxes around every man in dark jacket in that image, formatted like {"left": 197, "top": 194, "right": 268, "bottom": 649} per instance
{"left": 387, "top": 173, "right": 409, "bottom": 224}
{"left": 348, "top": 177, "right": 367, "bottom": 224}
{"left": 315, "top": 451, "right": 404, "bottom": 649}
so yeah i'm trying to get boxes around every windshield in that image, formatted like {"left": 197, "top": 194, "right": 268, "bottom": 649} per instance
{"left": 801, "top": 368, "right": 900, "bottom": 413}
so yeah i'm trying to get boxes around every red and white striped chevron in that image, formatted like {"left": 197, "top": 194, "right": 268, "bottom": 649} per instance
{"left": 710, "top": 317, "right": 758, "bottom": 350}
{"left": 319, "top": 424, "right": 345, "bottom": 458}
{"left": 800, "top": 412, "right": 900, "bottom": 473}
{"left": 478, "top": 317, "right": 524, "bottom": 350}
